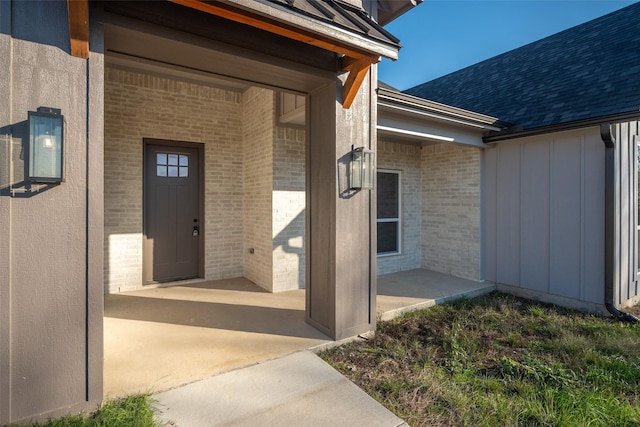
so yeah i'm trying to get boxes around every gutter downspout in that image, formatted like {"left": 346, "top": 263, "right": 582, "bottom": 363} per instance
{"left": 601, "top": 123, "right": 640, "bottom": 323}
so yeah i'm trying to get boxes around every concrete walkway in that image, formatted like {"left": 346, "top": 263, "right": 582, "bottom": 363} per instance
{"left": 154, "top": 351, "right": 407, "bottom": 427}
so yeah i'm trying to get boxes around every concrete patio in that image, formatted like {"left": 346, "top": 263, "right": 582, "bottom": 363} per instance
{"left": 104, "top": 269, "right": 495, "bottom": 397}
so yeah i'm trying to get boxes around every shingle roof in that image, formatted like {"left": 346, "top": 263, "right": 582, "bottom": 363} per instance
{"left": 404, "top": 2, "right": 640, "bottom": 130}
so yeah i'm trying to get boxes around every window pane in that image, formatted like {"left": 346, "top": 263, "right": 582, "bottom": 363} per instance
{"left": 157, "top": 153, "right": 167, "bottom": 165}
{"left": 179, "top": 155, "right": 189, "bottom": 166}
{"left": 377, "top": 172, "right": 398, "bottom": 219}
{"left": 179, "top": 166, "right": 188, "bottom": 177}
{"left": 157, "top": 165, "right": 167, "bottom": 177}
{"left": 377, "top": 222, "right": 398, "bottom": 254}
{"left": 168, "top": 154, "right": 179, "bottom": 166}
{"left": 168, "top": 166, "right": 179, "bottom": 177}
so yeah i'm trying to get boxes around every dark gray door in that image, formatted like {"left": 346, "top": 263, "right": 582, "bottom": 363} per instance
{"left": 144, "top": 143, "right": 200, "bottom": 283}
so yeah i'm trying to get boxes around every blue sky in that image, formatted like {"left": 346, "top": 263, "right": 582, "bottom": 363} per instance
{"left": 378, "top": 0, "right": 638, "bottom": 91}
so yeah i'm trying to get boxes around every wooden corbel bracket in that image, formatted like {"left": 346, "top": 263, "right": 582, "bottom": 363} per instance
{"left": 341, "top": 55, "right": 379, "bottom": 109}
{"left": 67, "top": 0, "right": 89, "bottom": 59}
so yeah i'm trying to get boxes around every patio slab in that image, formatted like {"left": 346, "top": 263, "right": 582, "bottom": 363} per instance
{"left": 104, "top": 270, "right": 494, "bottom": 397}
{"left": 377, "top": 269, "right": 496, "bottom": 320}
{"left": 104, "top": 278, "right": 331, "bottom": 397}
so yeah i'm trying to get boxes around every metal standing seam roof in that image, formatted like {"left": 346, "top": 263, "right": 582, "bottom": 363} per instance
{"left": 258, "top": 0, "right": 401, "bottom": 49}
{"left": 405, "top": 2, "right": 640, "bottom": 130}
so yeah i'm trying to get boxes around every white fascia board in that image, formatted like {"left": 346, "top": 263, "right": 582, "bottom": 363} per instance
{"left": 221, "top": 0, "right": 400, "bottom": 59}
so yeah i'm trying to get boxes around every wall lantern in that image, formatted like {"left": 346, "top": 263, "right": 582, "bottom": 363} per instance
{"left": 28, "top": 107, "right": 64, "bottom": 183}
{"left": 350, "top": 146, "right": 375, "bottom": 190}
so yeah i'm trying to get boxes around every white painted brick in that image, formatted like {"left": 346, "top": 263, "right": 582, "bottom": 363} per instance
{"left": 104, "top": 68, "right": 244, "bottom": 293}
{"left": 421, "top": 143, "right": 481, "bottom": 280}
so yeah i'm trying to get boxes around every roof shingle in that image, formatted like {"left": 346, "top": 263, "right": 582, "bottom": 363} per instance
{"left": 404, "top": 2, "right": 640, "bottom": 129}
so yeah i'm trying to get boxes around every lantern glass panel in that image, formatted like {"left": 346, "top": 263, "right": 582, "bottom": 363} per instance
{"left": 29, "top": 112, "right": 63, "bottom": 182}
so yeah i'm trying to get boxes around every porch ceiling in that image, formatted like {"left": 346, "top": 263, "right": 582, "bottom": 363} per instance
{"left": 167, "top": 0, "right": 397, "bottom": 108}
{"left": 69, "top": 0, "right": 398, "bottom": 108}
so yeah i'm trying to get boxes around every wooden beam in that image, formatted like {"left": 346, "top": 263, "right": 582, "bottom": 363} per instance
{"left": 67, "top": 0, "right": 89, "bottom": 59}
{"left": 170, "top": 0, "right": 381, "bottom": 109}
{"left": 342, "top": 56, "right": 377, "bottom": 109}
{"left": 169, "top": 0, "right": 369, "bottom": 60}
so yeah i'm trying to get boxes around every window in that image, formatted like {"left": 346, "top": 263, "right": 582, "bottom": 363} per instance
{"left": 157, "top": 153, "right": 189, "bottom": 178}
{"left": 377, "top": 170, "right": 401, "bottom": 256}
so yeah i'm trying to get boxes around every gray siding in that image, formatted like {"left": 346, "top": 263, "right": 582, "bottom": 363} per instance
{"left": 485, "top": 128, "right": 606, "bottom": 305}
{"left": 486, "top": 122, "right": 640, "bottom": 309}
{"left": 614, "top": 121, "right": 640, "bottom": 306}
{"left": 0, "top": 2, "right": 104, "bottom": 424}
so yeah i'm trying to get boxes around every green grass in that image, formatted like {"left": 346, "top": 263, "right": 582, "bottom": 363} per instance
{"left": 320, "top": 292, "right": 640, "bottom": 427}
{"left": 11, "top": 394, "right": 157, "bottom": 427}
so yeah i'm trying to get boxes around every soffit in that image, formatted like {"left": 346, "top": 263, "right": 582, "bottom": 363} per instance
{"left": 72, "top": 0, "right": 401, "bottom": 107}
{"left": 377, "top": 0, "right": 423, "bottom": 26}
{"left": 166, "top": 0, "right": 397, "bottom": 107}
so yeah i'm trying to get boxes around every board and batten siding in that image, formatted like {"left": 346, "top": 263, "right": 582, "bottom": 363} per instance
{"left": 485, "top": 123, "right": 640, "bottom": 309}
{"left": 614, "top": 121, "right": 640, "bottom": 307}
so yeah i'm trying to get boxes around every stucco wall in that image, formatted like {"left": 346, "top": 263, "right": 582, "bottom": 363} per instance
{"left": 0, "top": 1, "right": 104, "bottom": 422}
{"left": 104, "top": 68, "right": 244, "bottom": 292}
{"left": 421, "top": 143, "right": 482, "bottom": 281}
{"left": 377, "top": 140, "right": 422, "bottom": 275}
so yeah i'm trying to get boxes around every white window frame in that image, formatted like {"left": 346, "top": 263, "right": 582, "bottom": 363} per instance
{"left": 377, "top": 169, "right": 402, "bottom": 257}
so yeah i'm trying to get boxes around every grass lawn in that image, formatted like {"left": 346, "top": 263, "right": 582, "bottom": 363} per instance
{"left": 9, "top": 394, "right": 157, "bottom": 427}
{"left": 320, "top": 292, "right": 640, "bottom": 427}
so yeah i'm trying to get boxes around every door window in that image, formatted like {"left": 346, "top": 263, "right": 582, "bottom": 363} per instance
{"left": 157, "top": 152, "right": 189, "bottom": 178}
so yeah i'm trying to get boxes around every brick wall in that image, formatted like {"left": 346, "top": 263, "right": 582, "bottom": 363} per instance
{"left": 104, "top": 68, "right": 244, "bottom": 292}
{"left": 272, "top": 126, "right": 306, "bottom": 291}
{"left": 421, "top": 143, "right": 481, "bottom": 280}
{"left": 377, "top": 140, "right": 422, "bottom": 275}
{"left": 242, "top": 87, "right": 274, "bottom": 290}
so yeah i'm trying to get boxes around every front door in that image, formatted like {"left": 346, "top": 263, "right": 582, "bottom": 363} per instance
{"left": 144, "top": 141, "right": 201, "bottom": 283}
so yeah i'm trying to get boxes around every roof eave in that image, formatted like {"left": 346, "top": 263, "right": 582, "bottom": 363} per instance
{"left": 378, "top": 87, "right": 503, "bottom": 130}
{"left": 377, "top": 0, "right": 423, "bottom": 26}
{"left": 483, "top": 110, "right": 640, "bottom": 143}
{"left": 219, "top": 0, "right": 400, "bottom": 60}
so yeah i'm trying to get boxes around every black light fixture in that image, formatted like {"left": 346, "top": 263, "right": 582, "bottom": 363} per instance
{"left": 28, "top": 107, "right": 64, "bottom": 183}
{"left": 350, "top": 146, "right": 374, "bottom": 190}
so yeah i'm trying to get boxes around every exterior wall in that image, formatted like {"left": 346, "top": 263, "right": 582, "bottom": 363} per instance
{"left": 613, "top": 121, "right": 640, "bottom": 307}
{"left": 242, "top": 87, "right": 274, "bottom": 290}
{"left": 484, "top": 127, "right": 605, "bottom": 306}
{"left": 272, "top": 126, "right": 306, "bottom": 291}
{"left": 0, "top": 1, "right": 103, "bottom": 423}
{"left": 242, "top": 88, "right": 306, "bottom": 292}
{"left": 104, "top": 68, "right": 244, "bottom": 292}
{"left": 306, "top": 69, "right": 377, "bottom": 340}
{"left": 377, "top": 140, "right": 422, "bottom": 275}
{"left": 421, "top": 143, "right": 482, "bottom": 281}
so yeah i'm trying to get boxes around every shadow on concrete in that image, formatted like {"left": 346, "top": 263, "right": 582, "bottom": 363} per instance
{"left": 176, "top": 277, "right": 270, "bottom": 293}
{"left": 104, "top": 294, "right": 326, "bottom": 340}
